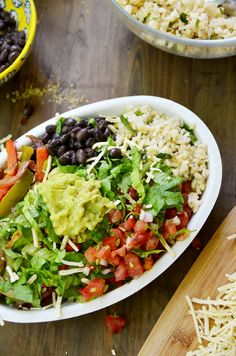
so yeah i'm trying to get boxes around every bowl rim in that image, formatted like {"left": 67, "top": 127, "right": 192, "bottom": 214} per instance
{"left": 110, "top": 0, "right": 236, "bottom": 47}
{"left": 0, "top": 0, "right": 37, "bottom": 81}
{"left": 0, "top": 95, "right": 222, "bottom": 323}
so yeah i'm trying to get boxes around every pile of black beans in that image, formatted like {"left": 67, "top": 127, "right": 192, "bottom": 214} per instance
{"left": 0, "top": 9, "right": 26, "bottom": 73}
{"left": 42, "top": 117, "right": 122, "bottom": 166}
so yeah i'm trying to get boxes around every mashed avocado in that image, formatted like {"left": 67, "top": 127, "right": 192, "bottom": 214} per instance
{"left": 39, "top": 172, "right": 115, "bottom": 242}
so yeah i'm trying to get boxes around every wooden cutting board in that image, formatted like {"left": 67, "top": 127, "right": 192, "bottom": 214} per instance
{"left": 139, "top": 206, "right": 236, "bottom": 356}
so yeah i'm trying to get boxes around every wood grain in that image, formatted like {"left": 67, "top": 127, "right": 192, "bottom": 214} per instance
{"left": 139, "top": 206, "right": 236, "bottom": 356}
{"left": 0, "top": 0, "right": 236, "bottom": 355}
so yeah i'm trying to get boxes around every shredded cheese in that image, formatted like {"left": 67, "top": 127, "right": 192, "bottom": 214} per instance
{"left": 86, "top": 146, "right": 107, "bottom": 175}
{"left": 0, "top": 134, "right": 12, "bottom": 145}
{"left": 67, "top": 238, "right": 79, "bottom": 252}
{"left": 27, "top": 274, "right": 37, "bottom": 285}
{"left": 42, "top": 155, "right": 52, "bottom": 182}
{"left": 60, "top": 235, "right": 69, "bottom": 250}
{"left": 159, "top": 235, "right": 176, "bottom": 257}
{"left": 55, "top": 295, "right": 62, "bottom": 318}
{"left": 0, "top": 315, "right": 4, "bottom": 327}
{"left": 6, "top": 266, "right": 19, "bottom": 283}
{"left": 31, "top": 227, "right": 39, "bottom": 248}
{"left": 58, "top": 266, "right": 90, "bottom": 276}
{"left": 61, "top": 259, "right": 84, "bottom": 267}
{"left": 186, "top": 272, "right": 236, "bottom": 355}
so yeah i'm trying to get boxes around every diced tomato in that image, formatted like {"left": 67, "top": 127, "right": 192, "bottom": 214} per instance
{"left": 115, "top": 260, "right": 128, "bottom": 282}
{"left": 84, "top": 246, "right": 97, "bottom": 264}
{"left": 192, "top": 237, "right": 202, "bottom": 250}
{"left": 108, "top": 209, "right": 123, "bottom": 224}
{"left": 95, "top": 245, "right": 111, "bottom": 260}
{"left": 124, "top": 253, "right": 143, "bottom": 278}
{"left": 146, "top": 233, "right": 159, "bottom": 250}
{"left": 103, "top": 236, "right": 119, "bottom": 251}
{"left": 165, "top": 208, "right": 177, "bottom": 219}
{"left": 65, "top": 243, "right": 81, "bottom": 252}
{"left": 143, "top": 256, "right": 154, "bottom": 271}
{"left": 126, "top": 233, "right": 148, "bottom": 250}
{"left": 133, "top": 204, "right": 141, "bottom": 215}
{"left": 128, "top": 186, "right": 139, "bottom": 201}
{"left": 35, "top": 147, "right": 48, "bottom": 182}
{"left": 105, "top": 315, "right": 126, "bottom": 334}
{"left": 134, "top": 220, "right": 147, "bottom": 234}
{"left": 184, "top": 206, "right": 193, "bottom": 219}
{"left": 80, "top": 278, "right": 106, "bottom": 301}
{"left": 111, "top": 245, "right": 126, "bottom": 258}
{"left": 5, "top": 139, "right": 18, "bottom": 176}
{"left": 108, "top": 254, "right": 122, "bottom": 266}
{"left": 111, "top": 228, "right": 126, "bottom": 245}
{"left": 122, "top": 216, "right": 136, "bottom": 232}
{"left": 177, "top": 211, "right": 189, "bottom": 229}
{"left": 164, "top": 221, "right": 177, "bottom": 235}
{"left": 182, "top": 181, "right": 192, "bottom": 194}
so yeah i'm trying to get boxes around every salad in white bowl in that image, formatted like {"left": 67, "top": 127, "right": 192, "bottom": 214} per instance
{"left": 0, "top": 96, "right": 222, "bottom": 323}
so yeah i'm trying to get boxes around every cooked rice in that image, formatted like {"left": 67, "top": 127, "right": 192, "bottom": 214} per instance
{"left": 116, "top": 0, "right": 236, "bottom": 40}
{"left": 106, "top": 105, "right": 208, "bottom": 213}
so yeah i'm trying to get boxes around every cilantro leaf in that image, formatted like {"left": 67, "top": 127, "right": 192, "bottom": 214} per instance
{"left": 120, "top": 114, "right": 135, "bottom": 133}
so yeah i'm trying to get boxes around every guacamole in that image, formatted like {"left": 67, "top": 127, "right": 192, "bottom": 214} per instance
{"left": 39, "top": 172, "right": 115, "bottom": 242}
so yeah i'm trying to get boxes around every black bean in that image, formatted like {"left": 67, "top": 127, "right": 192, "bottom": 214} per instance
{"left": 76, "top": 128, "right": 89, "bottom": 142}
{"left": 47, "top": 142, "right": 56, "bottom": 155}
{"left": 71, "top": 151, "right": 78, "bottom": 165}
{"left": 45, "top": 125, "right": 56, "bottom": 135}
{"left": 57, "top": 145, "right": 67, "bottom": 157}
{"left": 112, "top": 134, "right": 116, "bottom": 141}
{"left": 94, "top": 128, "right": 105, "bottom": 142}
{"left": 104, "top": 127, "right": 112, "bottom": 138}
{"left": 0, "top": 20, "right": 5, "bottom": 30}
{"left": 64, "top": 118, "right": 76, "bottom": 126}
{"left": 109, "top": 148, "right": 122, "bottom": 158}
{"left": 98, "top": 119, "right": 108, "bottom": 131}
{"left": 59, "top": 151, "right": 74, "bottom": 165}
{"left": 8, "top": 50, "right": 19, "bottom": 64}
{"left": 0, "top": 48, "right": 8, "bottom": 63}
{"left": 10, "top": 44, "right": 21, "bottom": 53}
{"left": 50, "top": 138, "right": 60, "bottom": 148}
{"left": 85, "top": 137, "right": 96, "bottom": 147}
{"left": 61, "top": 125, "right": 70, "bottom": 134}
{"left": 41, "top": 132, "right": 50, "bottom": 144}
{"left": 52, "top": 133, "right": 60, "bottom": 140}
{"left": 70, "top": 127, "right": 80, "bottom": 137}
{"left": 76, "top": 119, "right": 88, "bottom": 128}
{"left": 69, "top": 138, "right": 76, "bottom": 149}
{"left": 60, "top": 133, "right": 70, "bottom": 145}
{"left": 76, "top": 149, "right": 87, "bottom": 165}
{"left": 0, "top": 65, "right": 7, "bottom": 73}
{"left": 85, "top": 148, "right": 94, "bottom": 158}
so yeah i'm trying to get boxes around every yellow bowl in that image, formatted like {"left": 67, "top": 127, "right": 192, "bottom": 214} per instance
{"left": 0, "top": 0, "right": 37, "bottom": 85}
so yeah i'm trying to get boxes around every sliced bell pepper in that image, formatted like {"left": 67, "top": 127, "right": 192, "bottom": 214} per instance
{"left": 0, "top": 169, "right": 33, "bottom": 217}
{"left": 35, "top": 147, "right": 48, "bottom": 182}
{"left": 20, "top": 145, "right": 34, "bottom": 162}
{"left": 5, "top": 139, "right": 18, "bottom": 176}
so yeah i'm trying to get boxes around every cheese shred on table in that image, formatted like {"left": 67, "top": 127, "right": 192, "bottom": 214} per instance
{"left": 186, "top": 272, "right": 236, "bottom": 355}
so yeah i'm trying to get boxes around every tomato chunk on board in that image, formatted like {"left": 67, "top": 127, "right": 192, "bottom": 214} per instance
{"left": 105, "top": 315, "right": 126, "bottom": 334}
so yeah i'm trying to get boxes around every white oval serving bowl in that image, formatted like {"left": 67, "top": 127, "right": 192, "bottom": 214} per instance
{"left": 0, "top": 96, "right": 222, "bottom": 323}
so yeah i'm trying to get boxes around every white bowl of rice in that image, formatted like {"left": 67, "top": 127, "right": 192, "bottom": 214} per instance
{"left": 0, "top": 96, "right": 222, "bottom": 323}
{"left": 110, "top": 0, "right": 236, "bottom": 58}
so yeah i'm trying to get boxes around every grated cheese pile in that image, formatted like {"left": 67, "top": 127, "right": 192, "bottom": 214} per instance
{"left": 186, "top": 271, "right": 236, "bottom": 355}
{"left": 107, "top": 105, "right": 208, "bottom": 213}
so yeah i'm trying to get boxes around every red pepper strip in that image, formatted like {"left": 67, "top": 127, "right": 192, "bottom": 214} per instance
{"left": 35, "top": 147, "right": 48, "bottom": 182}
{"left": 0, "top": 187, "right": 10, "bottom": 201}
{"left": 5, "top": 139, "right": 18, "bottom": 176}
{"left": 0, "top": 161, "right": 31, "bottom": 188}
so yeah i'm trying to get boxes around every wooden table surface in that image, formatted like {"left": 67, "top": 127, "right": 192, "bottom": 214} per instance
{"left": 0, "top": 1, "right": 235, "bottom": 355}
